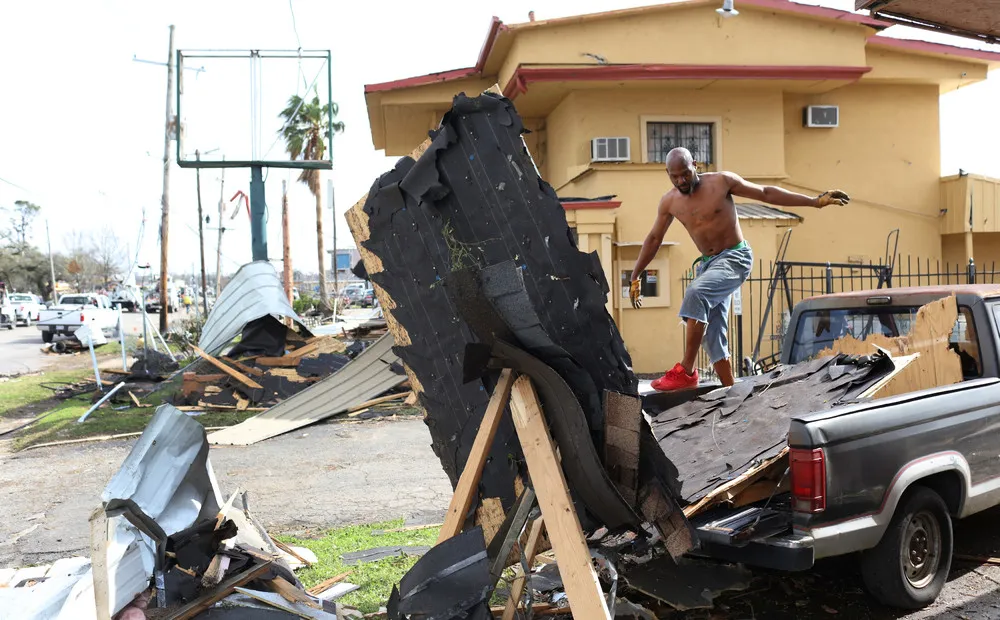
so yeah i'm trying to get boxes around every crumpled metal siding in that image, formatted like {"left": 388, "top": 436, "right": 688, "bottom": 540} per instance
{"left": 198, "top": 261, "right": 308, "bottom": 355}
{"left": 207, "top": 333, "right": 407, "bottom": 445}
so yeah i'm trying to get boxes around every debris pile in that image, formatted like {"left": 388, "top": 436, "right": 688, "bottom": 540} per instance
{"left": 163, "top": 261, "right": 410, "bottom": 444}
{"left": 0, "top": 405, "right": 354, "bottom": 619}
{"left": 346, "top": 87, "right": 932, "bottom": 616}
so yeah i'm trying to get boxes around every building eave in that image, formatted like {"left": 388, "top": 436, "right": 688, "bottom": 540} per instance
{"left": 502, "top": 64, "right": 873, "bottom": 99}
{"left": 866, "top": 35, "right": 1000, "bottom": 65}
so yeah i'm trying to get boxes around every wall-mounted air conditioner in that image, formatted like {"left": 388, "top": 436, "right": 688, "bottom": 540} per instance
{"left": 591, "top": 137, "right": 631, "bottom": 162}
{"left": 803, "top": 105, "right": 839, "bottom": 128}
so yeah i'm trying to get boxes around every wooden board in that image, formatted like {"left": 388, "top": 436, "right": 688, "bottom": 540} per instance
{"left": 817, "top": 295, "right": 963, "bottom": 399}
{"left": 603, "top": 391, "right": 641, "bottom": 505}
{"left": 509, "top": 375, "right": 611, "bottom": 620}
{"left": 684, "top": 448, "right": 790, "bottom": 518}
{"left": 437, "top": 368, "right": 516, "bottom": 544}
{"left": 192, "top": 346, "right": 263, "bottom": 390}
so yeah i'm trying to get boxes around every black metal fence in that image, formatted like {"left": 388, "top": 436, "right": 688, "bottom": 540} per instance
{"left": 681, "top": 256, "right": 1000, "bottom": 380}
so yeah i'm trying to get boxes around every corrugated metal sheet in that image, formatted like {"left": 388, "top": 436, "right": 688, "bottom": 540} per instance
{"left": 207, "top": 333, "right": 407, "bottom": 445}
{"left": 735, "top": 203, "right": 802, "bottom": 221}
{"left": 198, "top": 261, "right": 308, "bottom": 355}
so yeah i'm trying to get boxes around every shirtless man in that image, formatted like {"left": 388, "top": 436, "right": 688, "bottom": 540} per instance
{"left": 630, "top": 147, "right": 849, "bottom": 391}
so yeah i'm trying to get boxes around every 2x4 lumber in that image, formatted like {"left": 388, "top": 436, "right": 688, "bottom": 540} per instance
{"left": 191, "top": 346, "right": 263, "bottom": 390}
{"left": 165, "top": 561, "right": 274, "bottom": 620}
{"left": 306, "top": 570, "right": 352, "bottom": 596}
{"left": 437, "top": 369, "right": 516, "bottom": 544}
{"left": 501, "top": 517, "right": 547, "bottom": 620}
{"left": 509, "top": 375, "right": 611, "bottom": 620}
{"left": 347, "top": 391, "right": 411, "bottom": 413}
{"left": 227, "top": 359, "right": 265, "bottom": 377}
{"left": 256, "top": 356, "right": 301, "bottom": 368}
{"left": 89, "top": 507, "right": 111, "bottom": 620}
{"left": 266, "top": 575, "right": 321, "bottom": 609}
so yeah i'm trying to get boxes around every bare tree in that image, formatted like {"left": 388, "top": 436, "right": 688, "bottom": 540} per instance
{"left": 90, "top": 226, "right": 126, "bottom": 289}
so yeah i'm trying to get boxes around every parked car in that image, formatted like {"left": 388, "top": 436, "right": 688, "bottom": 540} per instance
{"left": 675, "top": 284, "right": 1000, "bottom": 609}
{"left": 8, "top": 293, "right": 44, "bottom": 326}
{"left": 37, "top": 293, "right": 119, "bottom": 343}
{"left": 339, "top": 287, "right": 373, "bottom": 308}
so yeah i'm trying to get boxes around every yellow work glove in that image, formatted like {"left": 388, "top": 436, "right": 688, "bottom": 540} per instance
{"left": 629, "top": 279, "right": 642, "bottom": 309}
{"left": 816, "top": 189, "right": 850, "bottom": 207}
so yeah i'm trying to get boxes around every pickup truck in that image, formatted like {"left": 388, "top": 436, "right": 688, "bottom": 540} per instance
{"left": 8, "top": 293, "right": 44, "bottom": 326}
{"left": 665, "top": 284, "right": 1000, "bottom": 610}
{"left": 37, "top": 293, "right": 119, "bottom": 343}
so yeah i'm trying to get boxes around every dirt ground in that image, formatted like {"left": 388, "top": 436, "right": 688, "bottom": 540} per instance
{"left": 3, "top": 415, "right": 1000, "bottom": 618}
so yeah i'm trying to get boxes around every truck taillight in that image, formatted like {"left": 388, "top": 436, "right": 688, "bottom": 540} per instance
{"left": 790, "top": 447, "right": 826, "bottom": 513}
{"left": 80, "top": 313, "right": 86, "bottom": 322}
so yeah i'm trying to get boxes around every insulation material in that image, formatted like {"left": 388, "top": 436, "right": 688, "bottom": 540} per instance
{"left": 817, "top": 295, "right": 964, "bottom": 399}
{"left": 199, "top": 261, "right": 311, "bottom": 356}
{"left": 207, "top": 333, "right": 407, "bottom": 445}
{"left": 347, "top": 91, "right": 642, "bottom": 523}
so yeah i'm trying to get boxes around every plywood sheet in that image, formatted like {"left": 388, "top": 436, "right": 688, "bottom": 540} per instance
{"left": 207, "top": 334, "right": 406, "bottom": 445}
{"left": 817, "top": 295, "right": 963, "bottom": 399}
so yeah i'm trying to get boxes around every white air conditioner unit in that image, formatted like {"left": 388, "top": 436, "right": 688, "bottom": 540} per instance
{"left": 591, "top": 137, "right": 631, "bottom": 162}
{"left": 803, "top": 105, "right": 839, "bottom": 128}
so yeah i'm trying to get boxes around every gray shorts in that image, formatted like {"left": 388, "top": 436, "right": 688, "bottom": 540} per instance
{"left": 679, "top": 244, "right": 753, "bottom": 364}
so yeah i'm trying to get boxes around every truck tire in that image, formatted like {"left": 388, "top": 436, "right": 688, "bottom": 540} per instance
{"left": 861, "top": 486, "right": 953, "bottom": 609}
{"left": 42, "top": 330, "right": 53, "bottom": 343}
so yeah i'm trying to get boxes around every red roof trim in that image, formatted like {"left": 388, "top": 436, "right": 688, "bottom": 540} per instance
{"left": 475, "top": 16, "right": 505, "bottom": 72}
{"left": 866, "top": 35, "right": 1000, "bottom": 62}
{"left": 364, "top": 67, "right": 480, "bottom": 94}
{"left": 503, "top": 64, "right": 872, "bottom": 99}
{"left": 560, "top": 200, "right": 622, "bottom": 210}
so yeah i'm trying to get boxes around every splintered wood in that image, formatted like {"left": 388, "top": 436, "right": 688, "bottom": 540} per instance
{"left": 817, "top": 295, "right": 964, "bottom": 399}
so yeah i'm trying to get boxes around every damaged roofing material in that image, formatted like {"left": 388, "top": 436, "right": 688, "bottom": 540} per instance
{"left": 198, "top": 261, "right": 312, "bottom": 356}
{"left": 347, "top": 89, "right": 662, "bottom": 535}
{"left": 207, "top": 333, "right": 407, "bottom": 445}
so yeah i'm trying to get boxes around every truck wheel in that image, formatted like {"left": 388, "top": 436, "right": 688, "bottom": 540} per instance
{"left": 861, "top": 486, "right": 952, "bottom": 609}
{"left": 42, "top": 331, "right": 53, "bottom": 343}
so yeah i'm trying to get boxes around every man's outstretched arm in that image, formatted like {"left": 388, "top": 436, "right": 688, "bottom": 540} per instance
{"left": 724, "top": 172, "right": 850, "bottom": 208}
{"left": 629, "top": 196, "right": 674, "bottom": 308}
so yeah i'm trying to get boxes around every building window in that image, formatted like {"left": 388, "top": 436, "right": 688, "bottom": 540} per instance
{"left": 646, "top": 122, "right": 714, "bottom": 165}
{"left": 621, "top": 269, "right": 659, "bottom": 300}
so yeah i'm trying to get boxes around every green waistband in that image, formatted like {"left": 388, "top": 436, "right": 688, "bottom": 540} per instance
{"left": 693, "top": 240, "right": 748, "bottom": 267}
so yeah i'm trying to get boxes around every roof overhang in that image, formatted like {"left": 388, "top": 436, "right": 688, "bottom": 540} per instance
{"left": 857, "top": 0, "right": 1000, "bottom": 44}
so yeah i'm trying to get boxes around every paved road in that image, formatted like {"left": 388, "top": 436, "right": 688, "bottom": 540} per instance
{"left": 0, "top": 310, "right": 183, "bottom": 376}
{"left": 0, "top": 417, "right": 453, "bottom": 569}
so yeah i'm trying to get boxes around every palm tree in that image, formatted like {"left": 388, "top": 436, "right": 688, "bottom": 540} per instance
{"left": 279, "top": 92, "right": 345, "bottom": 311}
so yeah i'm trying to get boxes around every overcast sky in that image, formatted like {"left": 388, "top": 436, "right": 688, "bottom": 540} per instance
{"left": 0, "top": 0, "right": 997, "bottom": 282}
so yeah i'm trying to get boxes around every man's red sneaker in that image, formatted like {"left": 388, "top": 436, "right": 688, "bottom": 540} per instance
{"left": 651, "top": 363, "right": 699, "bottom": 392}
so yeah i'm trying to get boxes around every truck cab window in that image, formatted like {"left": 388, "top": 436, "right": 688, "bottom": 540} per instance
{"left": 790, "top": 305, "right": 981, "bottom": 379}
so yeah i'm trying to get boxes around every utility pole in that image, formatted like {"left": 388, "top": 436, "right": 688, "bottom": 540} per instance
{"left": 328, "top": 179, "right": 338, "bottom": 314}
{"left": 158, "top": 24, "right": 175, "bottom": 333}
{"left": 215, "top": 165, "right": 225, "bottom": 298}
{"left": 282, "top": 180, "right": 292, "bottom": 302}
{"left": 46, "top": 220, "right": 57, "bottom": 302}
{"left": 195, "top": 150, "right": 208, "bottom": 315}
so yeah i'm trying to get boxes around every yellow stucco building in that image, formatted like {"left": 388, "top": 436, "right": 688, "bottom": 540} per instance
{"left": 363, "top": 0, "right": 1000, "bottom": 374}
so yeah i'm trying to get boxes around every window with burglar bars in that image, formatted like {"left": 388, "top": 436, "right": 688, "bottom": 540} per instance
{"left": 646, "top": 122, "right": 715, "bottom": 165}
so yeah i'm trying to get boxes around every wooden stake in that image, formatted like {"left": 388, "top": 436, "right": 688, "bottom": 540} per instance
{"left": 191, "top": 346, "right": 263, "bottom": 390}
{"left": 306, "top": 570, "right": 352, "bottom": 596}
{"left": 89, "top": 507, "right": 111, "bottom": 620}
{"left": 438, "top": 369, "right": 516, "bottom": 544}
{"left": 502, "top": 517, "right": 546, "bottom": 620}
{"left": 509, "top": 376, "right": 611, "bottom": 620}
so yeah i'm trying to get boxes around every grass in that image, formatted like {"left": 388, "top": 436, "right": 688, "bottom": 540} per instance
{"left": 278, "top": 520, "right": 441, "bottom": 613}
{"left": 0, "top": 369, "right": 94, "bottom": 417}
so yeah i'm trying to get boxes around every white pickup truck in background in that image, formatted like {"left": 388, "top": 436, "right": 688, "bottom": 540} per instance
{"left": 37, "top": 294, "right": 119, "bottom": 343}
{"left": 8, "top": 293, "right": 44, "bottom": 326}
